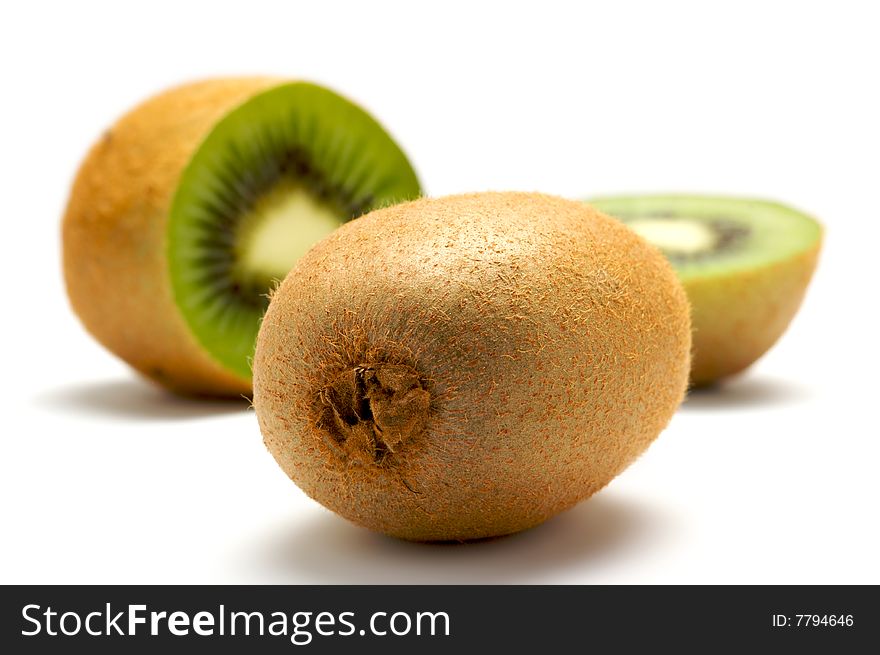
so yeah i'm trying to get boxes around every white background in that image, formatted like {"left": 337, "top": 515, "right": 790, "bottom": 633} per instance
{"left": 1, "top": 0, "right": 878, "bottom": 584}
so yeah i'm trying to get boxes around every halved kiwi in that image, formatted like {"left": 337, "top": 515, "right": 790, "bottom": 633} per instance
{"left": 588, "top": 195, "right": 822, "bottom": 385}
{"left": 63, "top": 79, "right": 421, "bottom": 396}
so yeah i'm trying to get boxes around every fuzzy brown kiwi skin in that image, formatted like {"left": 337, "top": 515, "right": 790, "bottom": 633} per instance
{"left": 253, "top": 192, "right": 692, "bottom": 542}
{"left": 62, "top": 78, "right": 281, "bottom": 396}
{"left": 687, "top": 241, "right": 821, "bottom": 386}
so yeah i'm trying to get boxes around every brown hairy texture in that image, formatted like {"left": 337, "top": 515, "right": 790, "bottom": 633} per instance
{"left": 62, "top": 77, "right": 280, "bottom": 396}
{"left": 687, "top": 242, "right": 822, "bottom": 385}
{"left": 253, "top": 192, "right": 692, "bottom": 541}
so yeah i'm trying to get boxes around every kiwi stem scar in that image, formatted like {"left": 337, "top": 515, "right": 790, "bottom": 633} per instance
{"left": 318, "top": 363, "right": 430, "bottom": 466}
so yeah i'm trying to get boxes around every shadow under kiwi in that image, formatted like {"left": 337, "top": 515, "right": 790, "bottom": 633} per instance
{"left": 245, "top": 492, "right": 676, "bottom": 584}
{"left": 681, "top": 375, "right": 813, "bottom": 411}
{"left": 34, "top": 378, "right": 249, "bottom": 422}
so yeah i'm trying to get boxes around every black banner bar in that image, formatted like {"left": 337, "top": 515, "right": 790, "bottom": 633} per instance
{"left": 1, "top": 585, "right": 875, "bottom": 652}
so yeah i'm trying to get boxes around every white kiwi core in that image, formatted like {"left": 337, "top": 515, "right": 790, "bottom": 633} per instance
{"left": 628, "top": 218, "right": 717, "bottom": 256}
{"left": 236, "top": 182, "right": 343, "bottom": 282}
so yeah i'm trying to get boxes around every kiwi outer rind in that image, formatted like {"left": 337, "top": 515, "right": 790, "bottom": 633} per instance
{"left": 253, "top": 192, "right": 691, "bottom": 541}
{"left": 588, "top": 195, "right": 822, "bottom": 386}
{"left": 684, "top": 242, "right": 820, "bottom": 385}
{"left": 63, "top": 78, "right": 279, "bottom": 396}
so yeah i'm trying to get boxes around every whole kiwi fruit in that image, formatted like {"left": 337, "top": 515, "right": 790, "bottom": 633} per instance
{"left": 62, "top": 78, "right": 420, "bottom": 396}
{"left": 589, "top": 195, "right": 822, "bottom": 386}
{"left": 253, "top": 192, "right": 691, "bottom": 541}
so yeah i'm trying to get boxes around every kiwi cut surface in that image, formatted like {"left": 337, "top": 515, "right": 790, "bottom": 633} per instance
{"left": 63, "top": 79, "right": 421, "bottom": 395}
{"left": 589, "top": 195, "right": 822, "bottom": 385}
{"left": 253, "top": 192, "right": 691, "bottom": 541}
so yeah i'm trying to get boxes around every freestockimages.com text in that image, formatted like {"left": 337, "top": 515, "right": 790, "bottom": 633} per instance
{"left": 21, "top": 603, "right": 450, "bottom": 645}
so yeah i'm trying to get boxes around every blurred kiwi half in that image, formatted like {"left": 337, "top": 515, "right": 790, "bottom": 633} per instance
{"left": 589, "top": 195, "right": 822, "bottom": 386}
{"left": 63, "top": 78, "right": 421, "bottom": 396}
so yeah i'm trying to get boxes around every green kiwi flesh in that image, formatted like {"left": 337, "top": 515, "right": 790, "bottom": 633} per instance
{"left": 589, "top": 195, "right": 821, "bottom": 280}
{"left": 169, "top": 83, "right": 421, "bottom": 380}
